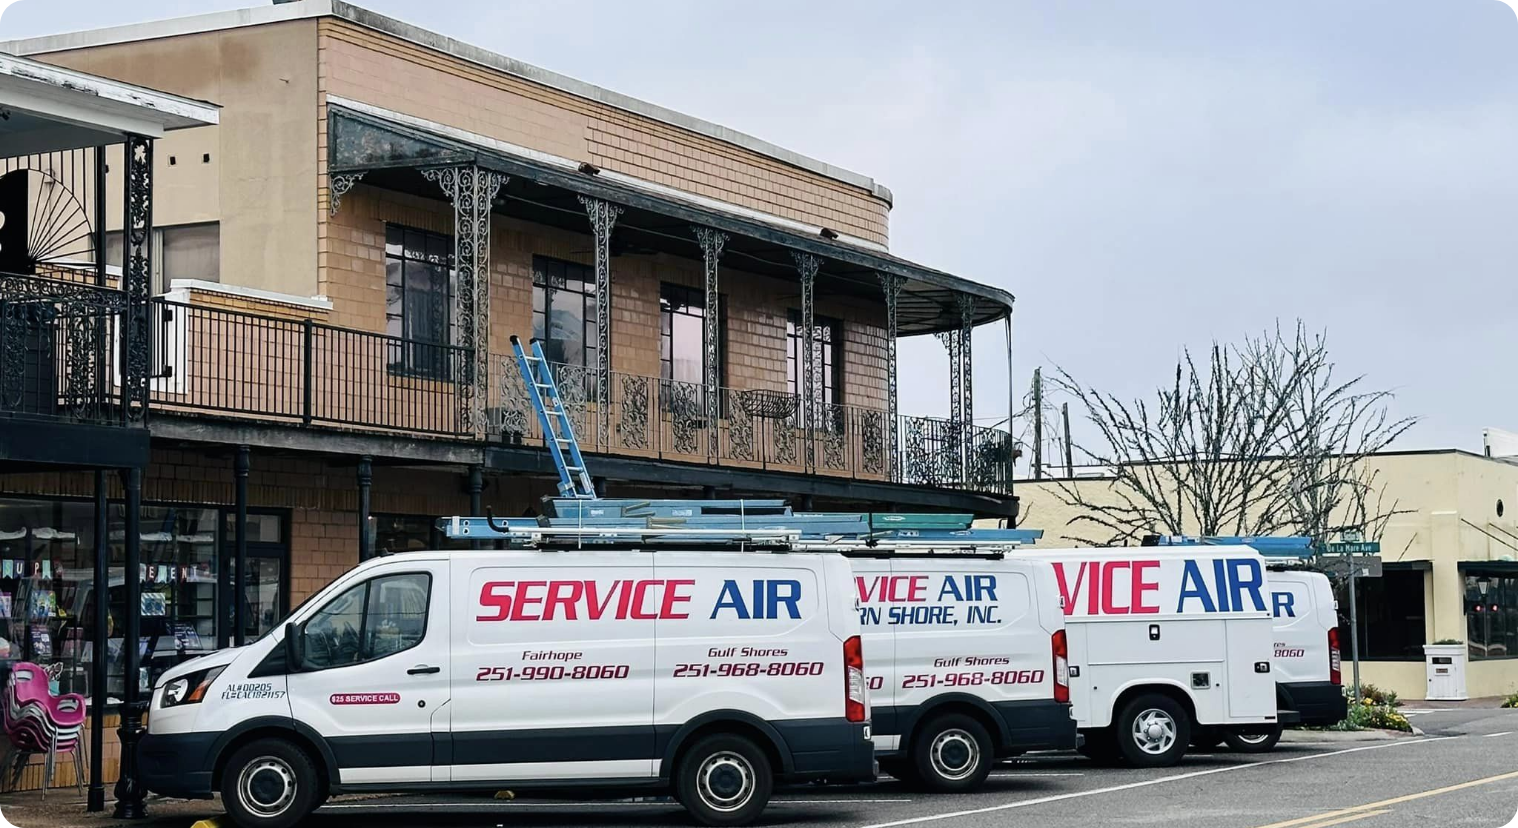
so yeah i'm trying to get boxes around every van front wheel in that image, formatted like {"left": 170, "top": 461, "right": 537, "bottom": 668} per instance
{"left": 1117, "top": 694, "right": 1190, "bottom": 767}
{"left": 220, "top": 738, "right": 321, "bottom": 828}
{"left": 675, "top": 733, "right": 773, "bottom": 827}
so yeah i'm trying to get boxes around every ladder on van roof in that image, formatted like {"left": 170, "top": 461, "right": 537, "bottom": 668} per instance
{"left": 512, "top": 336, "right": 597, "bottom": 500}
{"left": 1141, "top": 534, "right": 1316, "bottom": 558}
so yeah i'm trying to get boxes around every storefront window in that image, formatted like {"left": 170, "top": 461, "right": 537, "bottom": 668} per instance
{"left": 0, "top": 498, "right": 288, "bottom": 705}
{"left": 1466, "top": 571, "right": 1518, "bottom": 660}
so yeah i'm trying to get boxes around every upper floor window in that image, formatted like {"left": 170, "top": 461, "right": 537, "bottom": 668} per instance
{"left": 106, "top": 222, "right": 220, "bottom": 295}
{"left": 787, "top": 310, "right": 843, "bottom": 417}
{"left": 659, "top": 283, "right": 727, "bottom": 387}
{"left": 532, "top": 257, "right": 597, "bottom": 369}
{"left": 385, "top": 225, "right": 456, "bottom": 379}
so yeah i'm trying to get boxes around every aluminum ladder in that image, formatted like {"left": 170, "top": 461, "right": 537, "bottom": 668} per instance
{"left": 511, "top": 335, "right": 597, "bottom": 499}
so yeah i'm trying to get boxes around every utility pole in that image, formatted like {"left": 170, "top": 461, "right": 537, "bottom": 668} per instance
{"left": 1061, "top": 402, "right": 1073, "bottom": 477}
{"left": 1032, "top": 367, "right": 1043, "bottom": 479}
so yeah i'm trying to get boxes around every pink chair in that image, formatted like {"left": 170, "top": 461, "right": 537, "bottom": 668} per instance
{"left": 2, "top": 663, "right": 87, "bottom": 797}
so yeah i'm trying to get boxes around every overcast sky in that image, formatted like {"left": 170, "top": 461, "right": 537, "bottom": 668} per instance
{"left": 4, "top": 0, "right": 1515, "bottom": 458}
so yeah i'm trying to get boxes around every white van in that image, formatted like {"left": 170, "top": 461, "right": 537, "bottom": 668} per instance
{"left": 1022, "top": 546, "right": 1279, "bottom": 767}
{"left": 136, "top": 548, "right": 874, "bottom": 828}
{"left": 1264, "top": 569, "right": 1346, "bottom": 727}
{"left": 850, "top": 554, "right": 1076, "bottom": 791}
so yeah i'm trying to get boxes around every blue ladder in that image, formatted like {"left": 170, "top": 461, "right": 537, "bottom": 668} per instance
{"left": 511, "top": 336, "right": 597, "bottom": 500}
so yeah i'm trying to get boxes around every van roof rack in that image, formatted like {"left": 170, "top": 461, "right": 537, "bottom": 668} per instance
{"left": 437, "top": 508, "right": 1044, "bottom": 550}
{"left": 1139, "top": 534, "right": 1316, "bottom": 558}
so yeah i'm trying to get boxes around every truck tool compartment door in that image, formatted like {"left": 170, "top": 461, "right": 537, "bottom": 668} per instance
{"left": 286, "top": 560, "right": 451, "bottom": 785}
{"left": 451, "top": 552, "right": 657, "bottom": 781}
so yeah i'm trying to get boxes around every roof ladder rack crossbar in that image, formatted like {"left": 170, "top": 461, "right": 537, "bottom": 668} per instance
{"left": 512, "top": 336, "right": 597, "bottom": 500}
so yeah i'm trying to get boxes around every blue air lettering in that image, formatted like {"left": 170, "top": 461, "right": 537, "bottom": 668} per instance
{"left": 1272, "top": 591, "right": 1296, "bottom": 618}
{"left": 1176, "top": 558, "right": 1266, "bottom": 614}
{"left": 710, "top": 579, "right": 802, "bottom": 620}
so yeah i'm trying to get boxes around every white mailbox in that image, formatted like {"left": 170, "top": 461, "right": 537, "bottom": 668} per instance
{"left": 1424, "top": 643, "right": 1468, "bottom": 701}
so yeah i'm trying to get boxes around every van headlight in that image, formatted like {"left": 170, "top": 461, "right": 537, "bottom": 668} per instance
{"left": 160, "top": 666, "right": 225, "bottom": 709}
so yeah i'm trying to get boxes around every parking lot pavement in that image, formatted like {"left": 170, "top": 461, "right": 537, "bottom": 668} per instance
{"left": 8, "top": 709, "right": 1518, "bottom": 828}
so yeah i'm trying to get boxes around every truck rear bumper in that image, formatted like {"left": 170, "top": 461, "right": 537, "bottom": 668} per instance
{"left": 1280, "top": 681, "right": 1348, "bottom": 726}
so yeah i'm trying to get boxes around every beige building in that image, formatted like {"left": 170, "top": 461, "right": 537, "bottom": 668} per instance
{"left": 1015, "top": 448, "right": 1518, "bottom": 701}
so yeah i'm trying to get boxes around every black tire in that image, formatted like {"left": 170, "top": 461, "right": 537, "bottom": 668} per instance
{"left": 1116, "top": 694, "right": 1191, "bottom": 768}
{"left": 219, "top": 738, "right": 322, "bottom": 828}
{"left": 674, "top": 733, "right": 773, "bottom": 827}
{"left": 1223, "top": 723, "right": 1283, "bottom": 753}
{"left": 910, "top": 713, "right": 994, "bottom": 793}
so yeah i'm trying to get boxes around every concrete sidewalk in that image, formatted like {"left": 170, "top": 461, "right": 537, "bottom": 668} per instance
{"left": 0, "top": 793, "right": 217, "bottom": 828}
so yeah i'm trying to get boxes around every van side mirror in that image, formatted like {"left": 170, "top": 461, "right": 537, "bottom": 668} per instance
{"left": 285, "top": 622, "right": 306, "bottom": 672}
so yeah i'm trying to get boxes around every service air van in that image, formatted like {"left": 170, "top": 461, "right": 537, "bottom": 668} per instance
{"left": 850, "top": 554, "right": 1076, "bottom": 791}
{"left": 136, "top": 547, "right": 874, "bottom": 828}
{"left": 1024, "top": 545, "right": 1279, "bottom": 767}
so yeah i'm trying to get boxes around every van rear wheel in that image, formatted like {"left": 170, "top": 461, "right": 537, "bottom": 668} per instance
{"left": 910, "top": 713, "right": 993, "bottom": 792}
{"left": 675, "top": 733, "right": 772, "bottom": 827}
{"left": 1223, "top": 723, "right": 1283, "bottom": 753}
{"left": 1116, "top": 694, "right": 1190, "bottom": 768}
{"left": 219, "top": 738, "right": 321, "bottom": 828}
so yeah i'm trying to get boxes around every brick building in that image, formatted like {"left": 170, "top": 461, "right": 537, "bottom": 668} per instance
{"left": 0, "top": 0, "right": 1018, "bottom": 795}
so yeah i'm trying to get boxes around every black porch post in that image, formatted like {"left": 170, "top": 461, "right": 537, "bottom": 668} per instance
{"left": 467, "top": 465, "right": 484, "bottom": 549}
{"left": 693, "top": 227, "right": 728, "bottom": 462}
{"left": 957, "top": 295, "right": 976, "bottom": 483}
{"left": 87, "top": 470, "right": 108, "bottom": 813}
{"left": 878, "top": 274, "right": 902, "bottom": 482}
{"left": 113, "top": 467, "right": 146, "bottom": 819}
{"left": 578, "top": 196, "right": 623, "bottom": 451}
{"left": 790, "top": 252, "right": 821, "bottom": 474}
{"left": 233, "top": 446, "right": 249, "bottom": 646}
{"left": 357, "top": 456, "right": 373, "bottom": 561}
{"left": 119, "top": 135, "right": 152, "bottom": 425}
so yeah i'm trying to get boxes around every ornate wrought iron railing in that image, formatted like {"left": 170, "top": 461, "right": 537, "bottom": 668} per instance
{"left": 0, "top": 273, "right": 128, "bottom": 426}
{"left": 0, "top": 285, "right": 1013, "bottom": 494}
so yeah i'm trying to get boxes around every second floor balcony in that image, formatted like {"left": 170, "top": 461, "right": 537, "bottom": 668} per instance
{"left": 136, "top": 296, "right": 1014, "bottom": 495}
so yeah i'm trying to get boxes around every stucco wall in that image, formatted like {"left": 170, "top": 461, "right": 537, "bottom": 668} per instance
{"left": 38, "top": 21, "right": 322, "bottom": 298}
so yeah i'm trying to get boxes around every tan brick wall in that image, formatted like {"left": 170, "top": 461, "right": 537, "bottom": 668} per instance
{"left": 315, "top": 19, "right": 889, "bottom": 247}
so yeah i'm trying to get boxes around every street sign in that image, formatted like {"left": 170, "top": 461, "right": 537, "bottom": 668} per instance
{"left": 1323, "top": 541, "right": 1381, "bottom": 555}
{"left": 1321, "top": 555, "right": 1382, "bottom": 579}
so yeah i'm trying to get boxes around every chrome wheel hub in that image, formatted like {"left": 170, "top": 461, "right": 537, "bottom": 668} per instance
{"left": 237, "top": 756, "right": 297, "bottom": 819}
{"left": 696, "top": 751, "right": 755, "bottom": 813}
{"left": 929, "top": 728, "right": 981, "bottom": 781}
{"left": 1132, "top": 708, "right": 1178, "bottom": 755}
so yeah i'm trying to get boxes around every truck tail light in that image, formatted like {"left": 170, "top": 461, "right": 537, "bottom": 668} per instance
{"left": 1052, "top": 629, "right": 1070, "bottom": 704}
{"left": 844, "top": 635, "right": 867, "bottom": 723}
{"left": 1328, "top": 627, "right": 1342, "bottom": 686}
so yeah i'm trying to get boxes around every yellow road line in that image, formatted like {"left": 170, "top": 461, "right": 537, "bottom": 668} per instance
{"left": 1293, "top": 810, "right": 1391, "bottom": 828}
{"left": 1251, "top": 769, "right": 1518, "bottom": 828}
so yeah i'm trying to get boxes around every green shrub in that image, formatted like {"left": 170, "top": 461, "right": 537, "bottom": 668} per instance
{"left": 1501, "top": 693, "right": 1518, "bottom": 709}
{"left": 1343, "top": 698, "right": 1412, "bottom": 732}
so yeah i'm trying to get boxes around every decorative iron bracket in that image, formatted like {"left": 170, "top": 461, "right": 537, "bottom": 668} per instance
{"left": 328, "top": 171, "right": 367, "bottom": 217}
{"left": 580, "top": 195, "right": 623, "bottom": 450}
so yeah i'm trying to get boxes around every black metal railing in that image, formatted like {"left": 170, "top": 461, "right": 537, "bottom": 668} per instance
{"left": 0, "top": 273, "right": 128, "bottom": 426}
{"left": 150, "top": 300, "right": 470, "bottom": 436}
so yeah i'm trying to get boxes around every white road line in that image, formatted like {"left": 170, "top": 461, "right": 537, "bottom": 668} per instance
{"left": 1484, "top": 731, "right": 1513, "bottom": 738}
{"left": 990, "top": 772, "right": 1086, "bottom": 777}
{"left": 857, "top": 736, "right": 1459, "bottom": 828}
{"left": 320, "top": 797, "right": 915, "bottom": 811}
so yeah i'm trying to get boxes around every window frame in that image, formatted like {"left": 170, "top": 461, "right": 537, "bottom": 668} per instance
{"left": 385, "top": 225, "right": 458, "bottom": 380}
{"left": 297, "top": 571, "right": 433, "bottom": 673}
{"left": 531, "top": 256, "right": 598, "bottom": 369}
{"left": 1464, "top": 568, "right": 1518, "bottom": 660}
{"left": 786, "top": 310, "right": 844, "bottom": 429}
{"left": 105, "top": 221, "right": 221, "bottom": 295}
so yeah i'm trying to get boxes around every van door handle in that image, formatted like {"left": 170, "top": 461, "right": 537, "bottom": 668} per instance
{"left": 407, "top": 665, "right": 441, "bottom": 675}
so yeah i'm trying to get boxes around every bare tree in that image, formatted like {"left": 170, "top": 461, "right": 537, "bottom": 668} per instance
{"left": 1046, "top": 322, "right": 1415, "bottom": 546}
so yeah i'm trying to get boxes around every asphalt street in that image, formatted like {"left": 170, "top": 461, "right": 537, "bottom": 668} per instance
{"left": 7, "top": 709, "right": 1518, "bottom": 828}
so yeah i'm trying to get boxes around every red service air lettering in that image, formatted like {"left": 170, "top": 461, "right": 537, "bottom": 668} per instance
{"left": 1054, "top": 560, "right": 1162, "bottom": 616}
{"left": 330, "top": 693, "right": 401, "bottom": 706}
{"left": 855, "top": 575, "right": 927, "bottom": 604}
{"left": 477, "top": 579, "right": 695, "bottom": 622}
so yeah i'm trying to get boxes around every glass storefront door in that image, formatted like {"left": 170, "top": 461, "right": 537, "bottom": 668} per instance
{"left": 220, "top": 511, "right": 289, "bottom": 647}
